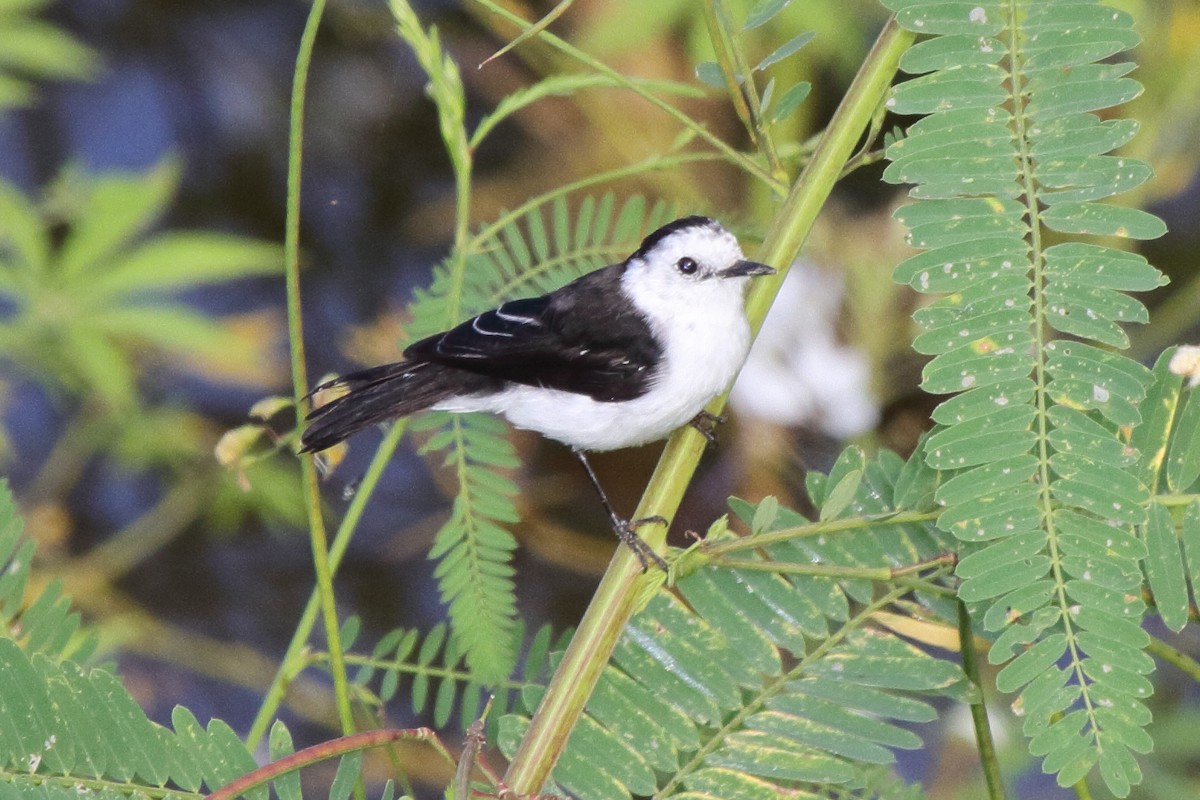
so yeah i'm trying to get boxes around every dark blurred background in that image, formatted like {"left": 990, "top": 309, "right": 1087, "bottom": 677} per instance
{"left": 2, "top": 1, "right": 1198, "bottom": 798}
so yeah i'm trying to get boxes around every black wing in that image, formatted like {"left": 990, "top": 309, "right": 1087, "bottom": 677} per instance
{"left": 404, "top": 266, "right": 660, "bottom": 402}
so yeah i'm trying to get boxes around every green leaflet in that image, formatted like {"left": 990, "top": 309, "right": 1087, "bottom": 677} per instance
{"left": 1143, "top": 503, "right": 1188, "bottom": 632}
{"left": 1167, "top": 385, "right": 1200, "bottom": 492}
{"left": 742, "top": 0, "right": 792, "bottom": 31}
{"left": 0, "top": 160, "right": 284, "bottom": 413}
{"left": 885, "top": 0, "right": 1167, "bottom": 794}
{"left": 1132, "top": 348, "right": 1184, "bottom": 492}
{"left": 0, "top": 4, "right": 97, "bottom": 112}
{"left": 0, "top": 483, "right": 94, "bottom": 666}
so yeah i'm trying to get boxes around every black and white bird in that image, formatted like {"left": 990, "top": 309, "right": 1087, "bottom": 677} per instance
{"left": 300, "top": 216, "right": 774, "bottom": 568}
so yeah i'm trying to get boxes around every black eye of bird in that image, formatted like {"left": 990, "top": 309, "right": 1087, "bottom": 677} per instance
{"left": 676, "top": 257, "right": 699, "bottom": 275}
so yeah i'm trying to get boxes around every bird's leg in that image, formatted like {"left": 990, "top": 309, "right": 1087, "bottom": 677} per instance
{"left": 688, "top": 410, "right": 728, "bottom": 446}
{"left": 573, "top": 449, "right": 668, "bottom": 572}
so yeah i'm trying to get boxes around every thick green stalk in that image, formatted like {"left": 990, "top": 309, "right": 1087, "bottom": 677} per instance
{"left": 281, "top": 0, "right": 356, "bottom": 746}
{"left": 502, "top": 18, "right": 914, "bottom": 794}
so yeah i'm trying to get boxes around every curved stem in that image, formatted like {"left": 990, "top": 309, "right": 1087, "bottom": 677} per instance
{"left": 208, "top": 728, "right": 453, "bottom": 800}
{"left": 470, "top": 0, "right": 785, "bottom": 194}
{"left": 1146, "top": 634, "right": 1200, "bottom": 682}
{"left": 283, "top": 0, "right": 357, "bottom": 747}
{"left": 501, "top": 18, "right": 915, "bottom": 794}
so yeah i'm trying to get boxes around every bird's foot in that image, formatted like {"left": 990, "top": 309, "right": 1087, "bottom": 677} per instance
{"left": 612, "top": 515, "right": 669, "bottom": 572}
{"left": 688, "top": 410, "right": 728, "bottom": 446}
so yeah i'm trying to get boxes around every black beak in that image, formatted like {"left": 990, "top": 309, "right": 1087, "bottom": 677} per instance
{"left": 720, "top": 259, "right": 775, "bottom": 278}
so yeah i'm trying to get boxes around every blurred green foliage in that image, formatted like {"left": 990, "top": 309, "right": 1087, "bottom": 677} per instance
{"left": 0, "top": 158, "right": 283, "bottom": 413}
{"left": 0, "top": 0, "right": 98, "bottom": 109}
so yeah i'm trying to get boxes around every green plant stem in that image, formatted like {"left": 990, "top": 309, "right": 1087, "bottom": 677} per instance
{"left": 1146, "top": 634, "right": 1200, "bottom": 682}
{"left": 711, "top": 553, "right": 954, "bottom": 580}
{"left": 958, "top": 600, "right": 1006, "bottom": 800}
{"left": 471, "top": 0, "right": 785, "bottom": 194}
{"left": 705, "top": 508, "right": 941, "bottom": 556}
{"left": 247, "top": 420, "right": 407, "bottom": 748}
{"left": 702, "top": 2, "right": 758, "bottom": 156}
{"left": 501, "top": 17, "right": 914, "bottom": 795}
{"left": 281, "top": 0, "right": 355, "bottom": 750}
{"left": 703, "top": 0, "right": 784, "bottom": 179}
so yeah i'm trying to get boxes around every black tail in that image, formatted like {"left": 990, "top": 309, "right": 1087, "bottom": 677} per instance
{"left": 299, "top": 361, "right": 494, "bottom": 452}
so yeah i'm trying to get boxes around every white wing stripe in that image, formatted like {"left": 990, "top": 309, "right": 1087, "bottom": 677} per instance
{"left": 495, "top": 309, "right": 539, "bottom": 325}
{"left": 472, "top": 316, "right": 514, "bottom": 337}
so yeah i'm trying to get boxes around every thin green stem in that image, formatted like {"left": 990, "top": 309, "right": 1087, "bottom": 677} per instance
{"left": 710, "top": 553, "right": 954, "bottom": 580}
{"left": 471, "top": 0, "right": 785, "bottom": 194}
{"left": 1005, "top": 0, "right": 1097, "bottom": 751}
{"left": 1146, "top": 634, "right": 1200, "bottom": 682}
{"left": 958, "top": 601, "right": 1006, "bottom": 800}
{"left": 501, "top": 18, "right": 915, "bottom": 795}
{"left": 283, "top": 0, "right": 356, "bottom": 748}
{"left": 703, "top": 0, "right": 784, "bottom": 179}
{"left": 702, "top": 3, "right": 758, "bottom": 156}
{"left": 247, "top": 420, "right": 407, "bottom": 747}
{"left": 704, "top": 509, "right": 940, "bottom": 556}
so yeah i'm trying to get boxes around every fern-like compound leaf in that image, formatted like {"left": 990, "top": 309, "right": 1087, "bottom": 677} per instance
{"left": 883, "top": 1, "right": 1168, "bottom": 793}
{"left": 0, "top": 482, "right": 321, "bottom": 799}
{"left": 499, "top": 449, "right": 964, "bottom": 798}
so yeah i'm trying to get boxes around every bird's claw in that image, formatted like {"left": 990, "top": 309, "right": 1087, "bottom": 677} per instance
{"left": 613, "top": 516, "right": 669, "bottom": 572}
{"left": 688, "top": 410, "right": 728, "bottom": 446}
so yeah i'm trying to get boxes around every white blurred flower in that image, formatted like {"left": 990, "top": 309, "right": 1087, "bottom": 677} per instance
{"left": 1169, "top": 345, "right": 1200, "bottom": 388}
{"left": 731, "top": 261, "right": 877, "bottom": 438}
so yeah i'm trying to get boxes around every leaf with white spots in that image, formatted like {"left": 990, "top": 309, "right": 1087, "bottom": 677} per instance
{"left": 925, "top": 405, "right": 1036, "bottom": 469}
{"left": 935, "top": 455, "right": 1038, "bottom": 508}
{"left": 899, "top": 33, "right": 1007, "bottom": 73}
{"left": 1044, "top": 340, "right": 1153, "bottom": 427}
{"left": 1041, "top": 201, "right": 1167, "bottom": 240}
{"left": 920, "top": 331, "right": 1036, "bottom": 395}
{"left": 885, "top": 0, "right": 1165, "bottom": 793}
{"left": 882, "top": 0, "right": 1006, "bottom": 37}
{"left": 893, "top": 237, "right": 1030, "bottom": 293}
{"left": 930, "top": 378, "right": 1036, "bottom": 425}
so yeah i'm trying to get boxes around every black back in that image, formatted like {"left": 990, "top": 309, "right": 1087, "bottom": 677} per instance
{"left": 404, "top": 264, "right": 660, "bottom": 402}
